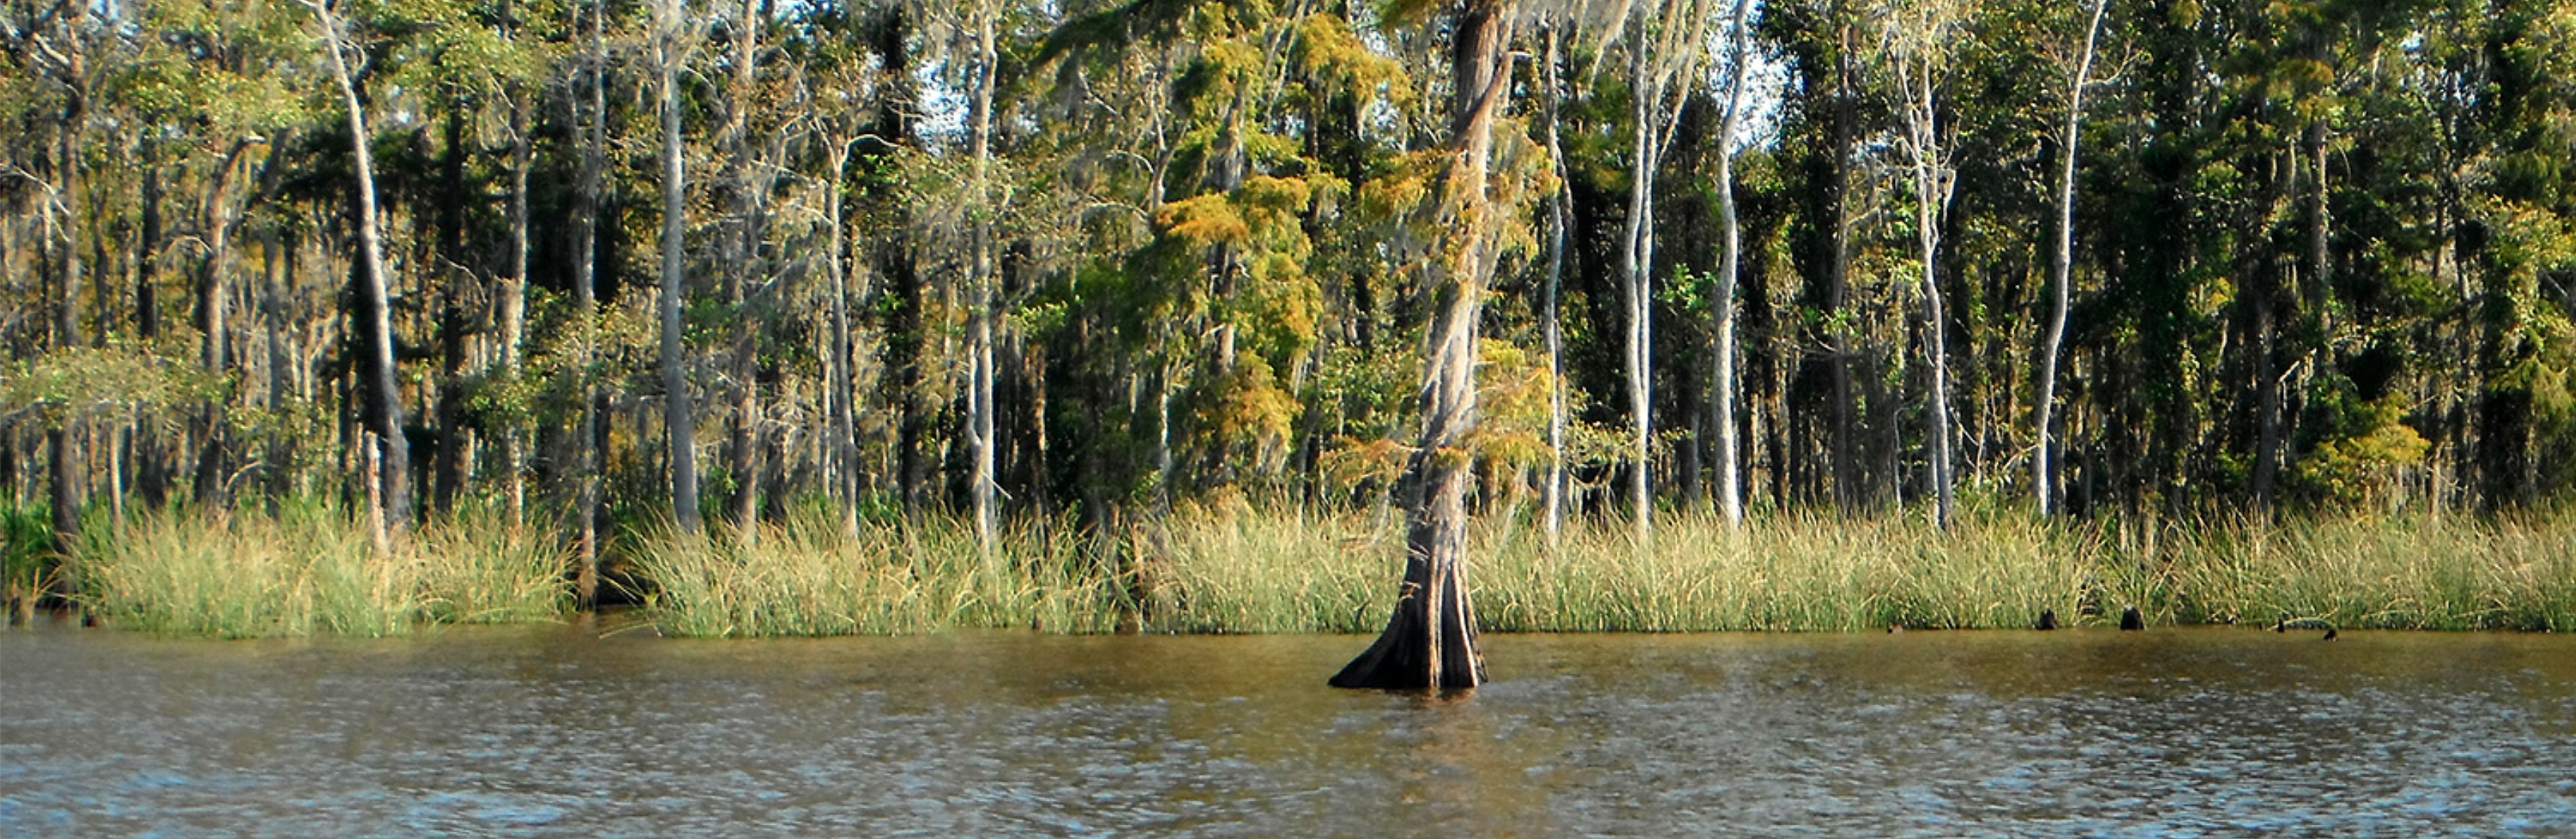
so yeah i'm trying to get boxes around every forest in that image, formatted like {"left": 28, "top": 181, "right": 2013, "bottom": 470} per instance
{"left": 4, "top": 0, "right": 2576, "bottom": 643}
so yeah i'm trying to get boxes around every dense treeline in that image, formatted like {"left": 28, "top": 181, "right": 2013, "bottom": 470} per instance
{"left": 5, "top": 0, "right": 2574, "bottom": 593}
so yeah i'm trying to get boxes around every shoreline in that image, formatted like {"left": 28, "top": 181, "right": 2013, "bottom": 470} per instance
{"left": 17, "top": 503, "right": 2574, "bottom": 639}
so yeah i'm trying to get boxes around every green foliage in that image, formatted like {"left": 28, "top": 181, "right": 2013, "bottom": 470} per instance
{"left": 0, "top": 343, "right": 218, "bottom": 431}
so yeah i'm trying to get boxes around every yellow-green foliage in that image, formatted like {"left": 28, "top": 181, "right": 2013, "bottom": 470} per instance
{"left": 76, "top": 505, "right": 568, "bottom": 638}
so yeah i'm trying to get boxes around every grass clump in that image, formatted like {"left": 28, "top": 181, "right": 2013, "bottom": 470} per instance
{"left": 634, "top": 499, "right": 1399, "bottom": 638}
{"left": 631, "top": 511, "right": 1118, "bottom": 637}
{"left": 2153, "top": 512, "right": 2576, "bottom": 632}
{"left": 74, "top": 503, "right": 568, "bottom": 638}
{"left": 1474, "top": 510, "right": 2092, "bottom": 632}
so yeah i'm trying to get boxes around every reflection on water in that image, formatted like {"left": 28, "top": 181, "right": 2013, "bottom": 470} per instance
{"left": 4, "top": 622, "right": 2574, "bottom": 837}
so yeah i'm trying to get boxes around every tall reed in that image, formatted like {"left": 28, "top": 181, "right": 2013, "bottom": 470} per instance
{"left": 629, "top": 511, "right": 1117, "bottom": 637}
{"left": 75, "top": 503, "right": 568, "bottom": 638}
{"left": 2152, "top": 512, "right": 2576, "bottom": 631}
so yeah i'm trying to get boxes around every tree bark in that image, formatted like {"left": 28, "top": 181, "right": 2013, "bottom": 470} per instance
{"left": 967, "top": 6, "right": 1000, "bottom": 553}
{"left": 718, "top": 0, "right": 766, "bottom": 539}
{"left": 1828, "top": 17, "right": 1859, "bottom": 512}
{"left": 49, "top": 3, "right": 89, "bottom": 557}
{"left": 192, "top": 139, "right": 256, "bottom": 509}
{"left": 658, "top": 0, "right": 702, "bottom": 532}
{"left": 1332, "top": 0, "right": 1511, "bottom": 692}
{"left": 826, "top": 138, "right": 859, "bottom": 535}
{"left": 2035, "top": 0, "right": 2105, "bottom": 518}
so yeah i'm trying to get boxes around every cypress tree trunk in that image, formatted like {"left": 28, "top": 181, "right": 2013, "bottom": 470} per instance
{"left": 1828, "top": 16, "right": 1859, "bottom": 512}
{"left": 192, "top": 141, "right": 256, "bottom": 510}
{"left": 136, "top": 159, "right": 169, "bottom": 510}
{"left": 826, "top": 139, "right": 859, "bottom": 535}
{"left": 1332, "top": 0, "right": 1511, "bottom": 692}
{"left": 1893, "top": 0, "right": 1957, "bottom": 528}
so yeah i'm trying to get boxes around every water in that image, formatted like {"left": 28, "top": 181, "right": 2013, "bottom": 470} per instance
{"left": 4, "top": 620, "right": 2574, "bottom": 837}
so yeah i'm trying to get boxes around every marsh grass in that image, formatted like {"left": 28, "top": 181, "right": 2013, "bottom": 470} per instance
{"left": 1474, "top": 511, "right": 2096, "bottom": 632}
{"left": 65, "top": 496, "right": 2576, "bottom": 637}
{"left": 75, "top": 503, "right": 568, "bottom": 637}
{"left": 636, "top": 502, "right": 2576, "bottom": 636}
{"left": 3, "top": 502, "right": 50, "bottom": 616}
{"left": 2150, "top": 512, "right": 2576, "bottom": 631}
{"left": 629, "top": 512, "right": 1119, "bottom": 637}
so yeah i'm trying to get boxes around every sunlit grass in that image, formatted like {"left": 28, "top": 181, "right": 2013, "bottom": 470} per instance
{"left": 74, "top": 502, "right": 568, "bottom": 638}
{"left": 629, "top": 510, "right": 1120, "bottom": 637}
{"left": 1474, "top": 510, "right": 2096, "bottom": 632}
{"left": 68, "top": 495, "right": 2576, "bottom": 638}
{"left": 635, "top": 502, "right": 2576, "bottom": 636}
{"left": 2153, "top": 512, "right": 2576, "bottom": 632}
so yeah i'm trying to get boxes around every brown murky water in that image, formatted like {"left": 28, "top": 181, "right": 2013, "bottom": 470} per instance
{"left": 4, "top": 621, "right": 2574, "bottom": 837}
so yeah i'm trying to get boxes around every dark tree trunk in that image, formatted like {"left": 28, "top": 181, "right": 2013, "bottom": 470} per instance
{"left": 50, "top": 8, "right": 89, "bottom": 558}
{"left": 47, "top": 428, "right": 80, "bottom": 559}
{"left": 431, "top": 106, "right": 470, "bottom": 515}
{"left": 571, "top": 0, "right": 608, "bottom": 603}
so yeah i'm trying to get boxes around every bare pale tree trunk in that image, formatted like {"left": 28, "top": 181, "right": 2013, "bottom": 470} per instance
{"left": 967, "top": 7, "right": 1000, "bottom": 553}
{"left": 1710, "top": 0, "right": 1756, "bottom": 527}
{"left": 1891, "top": 0, "right": 1959, "bottom": 527}
{"left": 311, "top": 0, "right": 414, "bottom": 529}
{"left": 1332, "top": 1, "right": 1512, "bottom": 692}
{"left": 1540, "top": 25, "right": 1571, "bottom": 544}
{"left": 2034, "top": 0, "right": 2104, "bottom": 518}
{"left": 657, "top": 0, "right": 702, "bottom": 532}
{"left": 1620, "top": 11, "right": 1661, "bottom": 541}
